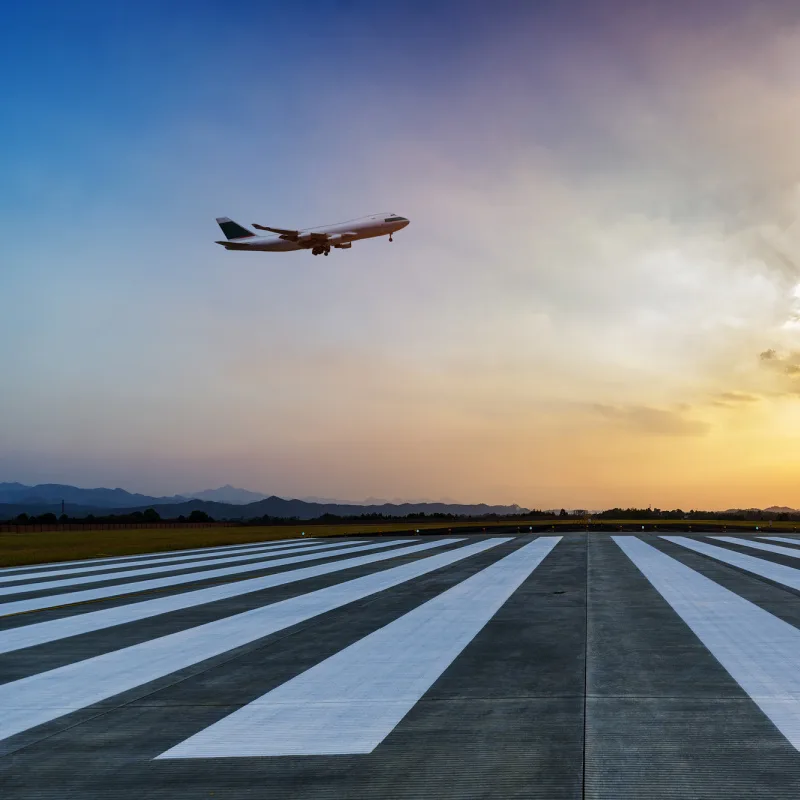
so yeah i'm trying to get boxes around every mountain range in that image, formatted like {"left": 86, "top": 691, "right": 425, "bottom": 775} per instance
{"left": 723, "top": 506, "right": 799, "bottom": 514}
{"left": 0, "top": 483, "right": 527, "bottom": 520}
{"left": 3, "top": 483, "right": 795, "bottom": 522}
{"left": 0, "top": 482, "right": 187, "bottom": 508}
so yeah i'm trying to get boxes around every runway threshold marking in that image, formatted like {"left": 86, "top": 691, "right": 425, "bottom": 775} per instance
{"left": 761, "top": 537, "right": 800, "bottom": 548}
{"left": 0, "top": 540, "right": 401, "bottom": 618}
{"left": 662, "top": 536, "right": 800, "bottom": 591}
{"left": 158, "top": 536, "right": 561, "bottom": 759}
{"left": 710, "top": 536, "right": 800, "bottom": 560}
{"left": 0, "top": 539, "right": 440, "bottom": 656}
{"left": 0, "top": 537, "right": 317, "bottom": 578}
{"left": 615, "top": 536, "right": 800, "bottom": 753}
{"left": 0, "top": 539, "right": 344, "bottom": 588}
{"left": 0, "top": 538, "right": 507, "bottom": 744}
{"left": 0, "top": 541, "right": 364, "bottom": 599}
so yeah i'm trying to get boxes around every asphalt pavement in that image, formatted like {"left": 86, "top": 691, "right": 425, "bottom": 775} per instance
{"left": 2, "top": 531, "right": 800, "bottom": 798}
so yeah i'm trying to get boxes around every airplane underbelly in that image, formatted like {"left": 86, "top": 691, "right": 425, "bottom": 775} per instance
{"left": 260, "top": 240, "right": 303, "bottom": 252}
{"left": 355, "top": 226, "right": 389, "bottom": 240}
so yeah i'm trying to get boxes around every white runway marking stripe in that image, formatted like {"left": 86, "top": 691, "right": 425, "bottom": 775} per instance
{"left": 159, "top": 536, "right": 561, "bottom": 759}
{"left": 0, "top": 540, "right": 364, "bottom": 599}
{"left": 662, "top": 536, "right": 800, "bottom": 590}
{"left": 711, "top": 536, "right": 800, "bottom": 560}
{"left": 615, "top": 536, "right": 800, "bottom": 754}
{"left": 762, "top": 537, "right": 800, "bottom": 548}
{"left": 0, "top": 540, "right": 407, "bottom": 618}
{"left": 0, "top": 537, "right": 317, "bottom": 578}
{"left": 0, "top": 538, "right": 507, "bottom": 743}
{"left": 0, "top": 539, "right": 451, "bottom": 655}
{"left": 0, "top": 539, "right": 343, "bottom": 588}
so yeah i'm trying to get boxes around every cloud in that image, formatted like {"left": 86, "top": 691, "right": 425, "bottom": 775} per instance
{"left": 361, "top": 10, "right": 800, "bottom": 423}
{"left": 753, "top": 349, "right": 800, "bottom": 397}
{"left": 589, "top": 404, "right": 711, "bottom": 437}
{"left": 758, "top": 349, "right": 800, "bottom": 371}
{"left": 717, "top": 391, "right": 761, "bottom": 403}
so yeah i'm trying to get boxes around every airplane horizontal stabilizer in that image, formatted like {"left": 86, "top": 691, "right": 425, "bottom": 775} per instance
{"left": 215, "top": 240, "right": 253, "bottom": 250}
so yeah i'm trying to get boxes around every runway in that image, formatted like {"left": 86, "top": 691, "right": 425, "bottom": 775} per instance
{"left": 3, "top": 532, "right": 800, "bottom": 798}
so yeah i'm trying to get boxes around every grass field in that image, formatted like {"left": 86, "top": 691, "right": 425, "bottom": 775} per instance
{"left": 1, "top": 517, "right": 797, "bottom": 568}
{"left": 0, "top": 521, "right": 484, "bottom": 568}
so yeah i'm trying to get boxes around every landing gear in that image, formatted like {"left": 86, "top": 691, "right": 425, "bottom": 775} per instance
{"left": 389, "top": 234, "right": 393, "bottom": 242}
{"left": 311, "top": 245, "right": 331, "bottom": 256}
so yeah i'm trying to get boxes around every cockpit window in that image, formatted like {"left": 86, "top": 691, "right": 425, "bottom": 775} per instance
{"left": 384, "top": 216, "right": 405, "bottom": 222}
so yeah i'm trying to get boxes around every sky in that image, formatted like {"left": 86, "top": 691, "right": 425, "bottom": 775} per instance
{"left": 3, "top": 0, "right": 800, "bottom": 509}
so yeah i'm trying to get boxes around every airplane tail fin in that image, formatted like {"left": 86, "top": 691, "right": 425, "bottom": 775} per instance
{"left": 215, "top": 217, "right": 255, "bottom": 240}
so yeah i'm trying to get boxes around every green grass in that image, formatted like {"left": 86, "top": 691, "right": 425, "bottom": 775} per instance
{"left": 1, "top": 517, "right": 795, "bottom": 568}
{"left": 0, "top": 521, "right": 485, "bottom": 568}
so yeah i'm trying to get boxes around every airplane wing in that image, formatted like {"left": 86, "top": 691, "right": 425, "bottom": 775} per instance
{"left": 251, "top": 224, "right": 337, "bottom": 244}
{"left": 298, "top": 231, "right": 330, "bottom": 241}
{"left": 252, "top": 223, "right": 300, "bottom": 238}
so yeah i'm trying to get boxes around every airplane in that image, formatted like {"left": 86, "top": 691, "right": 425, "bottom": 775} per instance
{"left": 215, "top": 213, "right": 410, "bottom": 256}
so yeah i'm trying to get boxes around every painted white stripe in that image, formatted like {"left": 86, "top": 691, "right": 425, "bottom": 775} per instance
{"left": 0, "top": 539, "right": 441, "bottom": 655}
{"left": 711, "top": 536, "right": 800, "bottom": 560}
{"left": 615, "top": 536, "right": 800, "bottom": 754}
{"left": 0, "top": 538, "right": 507, "bottom": 743}
{"left": 0, "top": 540, "right": 407, "bottom": 617}
{"left": 0, "top": 539, "right": 344, "bottom": 588}
{"left": 0, "top": 537, "right": 317, "bottom": 577}
{"left": 159, "top": 536, "right": 560, "bottom": 759}
{"left": 0, "top": 540, "right": 362, "bottom": 599}
{"left": 663, "top": 536, "right": 800, "bottom": 590}
{"left": 762, "top": 537, "right": 800, "bottom": 548}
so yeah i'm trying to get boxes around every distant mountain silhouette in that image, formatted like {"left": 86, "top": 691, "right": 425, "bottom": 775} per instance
{"left": 299, "top": 495, "right": 464, "bottom": 505}
{"left": 723, "top": 506, "right": 798, "bottom": 514}
{"left": 92, "top": 496, "right": 528, "bottom": 521}
{"left": 0, "top": 483, "right": 528, "bottom": 519}
{"left": 0, "top": 484, "right": 528, "bottom": 521}
{"left": 185, "top": 485, "right": 270, "bottom": 504}
{"left": 0, "top": 482, "right": 186, "bottom": 508}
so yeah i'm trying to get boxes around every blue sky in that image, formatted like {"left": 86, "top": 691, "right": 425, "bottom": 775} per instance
{"left": 4, "top": 1, "right": 800, "bottom": 507}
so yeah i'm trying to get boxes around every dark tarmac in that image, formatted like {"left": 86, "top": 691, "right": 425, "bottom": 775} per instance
{"left": 2, "top": 532, "right": 800, "bottom": 798}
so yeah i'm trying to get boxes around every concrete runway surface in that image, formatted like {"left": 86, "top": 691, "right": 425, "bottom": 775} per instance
{"left": 3, "top": 532, "right": 800, "bottom": 798}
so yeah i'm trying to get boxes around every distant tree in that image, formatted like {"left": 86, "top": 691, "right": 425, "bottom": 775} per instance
{"left": 142, "top": 508, "right": 160, "bottom": 522}
{"left": 177, "top": 515, "right": 186, "bottom": 522}
{"left": 37, "top": 513, "right": 58, "bottom": 523}
{"left": 15, "top": 513, "right": 29, "bottom": 523}
{"left": 559, "top": 509, "right": 568, "bottom": 518}
{"left": 59, "top": 514, "right": 69, "bottom": 523}
{"left": 189, "top": 510, "right": 211, "bottom": 522}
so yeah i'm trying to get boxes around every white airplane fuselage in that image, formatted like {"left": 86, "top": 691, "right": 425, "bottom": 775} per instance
{"left": 215, "top": 213, "right": 410, "bottom": 255}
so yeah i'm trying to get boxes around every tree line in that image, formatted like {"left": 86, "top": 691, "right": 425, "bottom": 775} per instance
{"left": 10, "top": 509, "right": 213, "bottom": 525}
{"left": 7, "top": 506, "right": 800, "bottom": 526}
